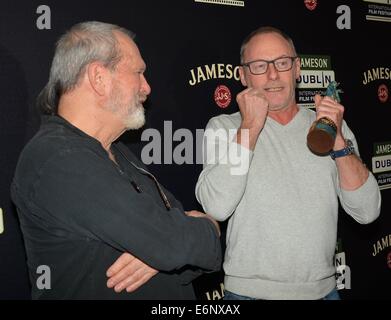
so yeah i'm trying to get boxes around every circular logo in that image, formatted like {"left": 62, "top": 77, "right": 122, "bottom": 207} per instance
{"left": 378, "top": 84, "right": 389, "bottom": 103}
{"left": 214, "top": 85, "right": 232, "bottom": 108}
{"left": 387, "top": 251, "right": 391, "bottom": 269}
{"left": 304, "top": 0, "right": 317, "bottom": 10}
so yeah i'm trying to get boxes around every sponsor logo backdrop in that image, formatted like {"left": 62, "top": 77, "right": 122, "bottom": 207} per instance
{"left": 0, "top": 0, "right": 390, "bottom": 299}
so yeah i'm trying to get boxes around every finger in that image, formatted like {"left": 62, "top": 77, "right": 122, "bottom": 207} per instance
{"left": 316, "top": 109, "right": 339, "bottom": 125}
{"left": 125, "top": 270, "right": 158, "bottom": 293}
{"left": 186, "top": 210, "right": 204, "bottom": 218}
{"left": 185, "top": 210, "right": 198, "bottom": 216}
{"left": 317, "top": 104, "right": 343, "bottom": 117}
{"left": 237, "top": 87, "right": 252, "bottom": 98}
{"left": 115, "top": 266, "right": 148, "bottom": 293}
{"left": 236, "top": 88, "right": 253, "bottom": 103}
{"left": 322, "top": 96, "right": 338, "bottom": 104}
{"left": 106, "top": 252, "right": 134, "bottom": 277}
{"left": 107, "top": 257, "right": 147, "bottom": 288}
{"left": 185, "top": 210, "right": 194, "bottom": 217}
{"left": 314, "top": 94, "right": 322, "bottom": 107}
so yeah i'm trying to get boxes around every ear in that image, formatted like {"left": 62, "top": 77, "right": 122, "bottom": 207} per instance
{"left": 239, "top": 66, "right": 248, "bottom": 87}
{"left": 294, "top": 57, "right": 301, "bottom": 80}
{"left": 86, "top": 62, "right": 111, "bottom": 96}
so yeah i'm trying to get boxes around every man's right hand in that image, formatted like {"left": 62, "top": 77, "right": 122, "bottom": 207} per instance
{"left": 236, "top": 87, "right": 269, "bottom": 150}
{"left": 185, "top": 210, "right": 221, "bottom": 237}
{"left": 106, "top": 252, "right": 158, "bottom": 293}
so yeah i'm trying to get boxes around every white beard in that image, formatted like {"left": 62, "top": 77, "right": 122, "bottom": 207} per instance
{"left": 106, "top": 86, "right": 146, "bottom": 130}
{"left": 123, "top": 103, "right": 145, "bottom": 130}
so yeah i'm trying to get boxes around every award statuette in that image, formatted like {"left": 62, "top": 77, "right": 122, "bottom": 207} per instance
{"left": 307, "top": 81, "right": 343, "bottom": 155}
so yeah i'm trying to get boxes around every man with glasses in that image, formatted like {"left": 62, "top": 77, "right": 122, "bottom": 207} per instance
{"left": 11, "top": 21, "right": 221, "bottom": 299}
{"left": 195, "top": 26, "right": 381, "bottom": 300}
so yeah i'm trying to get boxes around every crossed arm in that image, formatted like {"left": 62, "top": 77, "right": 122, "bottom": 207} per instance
{"left": 106, "top": 210, "right": 220, "bottom": 293}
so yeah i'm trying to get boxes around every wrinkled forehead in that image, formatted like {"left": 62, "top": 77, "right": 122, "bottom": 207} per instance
{"left": 115, "top": 31, "right": 146, "bottom": 67}
{"left": 244, "top": 32, "right": 295, "bottom": 61}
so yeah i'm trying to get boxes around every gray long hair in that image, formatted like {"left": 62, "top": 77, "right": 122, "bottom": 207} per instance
{"left": 37, "top": 21, "right": 135, "bottom": 114}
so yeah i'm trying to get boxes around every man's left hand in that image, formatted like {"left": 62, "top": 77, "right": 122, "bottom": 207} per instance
{"left": 315, "top": 94, "right": 345, "bottom": 134}
{"left": 106, "top": 252, "right": 158, "bottom": 293}
{"left": 314, "top": 94, "right": 345, "bottom": 148}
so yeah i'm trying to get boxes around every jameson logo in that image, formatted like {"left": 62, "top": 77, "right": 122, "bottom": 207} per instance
{"left": 372, "top": 142, "right": 391, "bottom": 174}
{"left": 372, "top": 234, "right": 391, "bottom": 256}
{"left": 300, "top": 56, "right": 331, "bottom": 70}
{"left": 296, "top": 55, "right": 336, "bottom": 107}
{"left": 189, "top": 64, "right": 240, "bottom": 86}
{"left": 205, "top": 282, "right": 225, "bottom": 300}
{"left": 362, "top": 67, "right": 391, "bottom": 85}
{"left": 297, "top": 55, "right": 335, "bottom": 88}
{"left": 374, "top": 142, "right": 391, "bottom": 156}
{"left": 372, "top": 142, "right": 391, "bottom": 190}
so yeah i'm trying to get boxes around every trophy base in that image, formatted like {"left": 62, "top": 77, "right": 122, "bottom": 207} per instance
{"left": 307, "top": 129, "right": 335, "bottom": 155}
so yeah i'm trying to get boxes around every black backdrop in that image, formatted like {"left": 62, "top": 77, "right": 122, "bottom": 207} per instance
{"left": 0, "top": 0, "right": 390, "bottom": 300}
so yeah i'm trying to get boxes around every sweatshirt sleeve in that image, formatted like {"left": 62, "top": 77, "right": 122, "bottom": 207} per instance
{"left": 195, "top": 116, "right": 254, "bottom": 221}
{"left": 28, "top": 148, "right": 222, "bottom": 273}
{"left": 337, "top": 122, "right": 381, "bottom": 224}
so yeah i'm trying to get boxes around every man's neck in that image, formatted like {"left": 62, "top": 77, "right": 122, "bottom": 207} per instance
{"left": 268, "top": 104, "right": 299, "bottom": 125}
{"left": 58, "top": 101, "right": 125, "bottom": 153}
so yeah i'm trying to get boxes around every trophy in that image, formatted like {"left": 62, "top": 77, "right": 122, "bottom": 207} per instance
{"left": 307, "top": 81, "right": 342, "bottom": 155}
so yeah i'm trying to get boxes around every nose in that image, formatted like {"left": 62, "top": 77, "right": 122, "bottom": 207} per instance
{"left": 141, "top": 74, "right": 151, "bottom": 96}
{"left": 266, "top": 62, "right": 279, "bottom": 80}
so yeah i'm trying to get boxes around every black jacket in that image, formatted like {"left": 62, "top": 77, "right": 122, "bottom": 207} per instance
{"left": 11, "top": 115, "right": 221, "bottom": 299}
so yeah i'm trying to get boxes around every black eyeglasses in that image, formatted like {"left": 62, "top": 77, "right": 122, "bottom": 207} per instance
{"left": 242, "top": 56, "right": 297, "bottom": 75}
{"left": 114, "top": 145, "right": 172, "bottom": 211}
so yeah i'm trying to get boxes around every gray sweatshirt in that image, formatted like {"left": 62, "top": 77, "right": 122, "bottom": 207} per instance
{"left": 195, "top": 107, "right": 381, "bottom": 300}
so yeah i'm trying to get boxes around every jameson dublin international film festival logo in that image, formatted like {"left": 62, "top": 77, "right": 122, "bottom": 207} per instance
{"left": 372, "top": 235, "right": 391, "bottom": 270}
{"left": 188, "top": 63, "right": 240, "bottom": 109}
{"left": 296, "top": 55, "right": 336, "bottom": 108}
{"left": 362, "top": 0, "right": 391, "bottom": 23}
{"left": 372, "top": 142, "right": 391, "bottom": 190}
{"left": 372, "top": 234, "right": 391, "bottom": 257}
{"left": 362, "top": 67, "right": 391, "bottom": 103}
{"left": 214, "top": 85, "right": 232, "bottom": 108}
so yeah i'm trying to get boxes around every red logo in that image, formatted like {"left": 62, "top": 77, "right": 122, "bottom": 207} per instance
{"left": 378, "top": 84, "right": 389, "bottom": 103}
{"left": 214, "top": 85, "right": 232, "bottom": 108}
{"left": 304, "top": 0, "right": 317, "bottom": 10}
{"left": 387, "top": 251, "right": 391, "bottom": 269}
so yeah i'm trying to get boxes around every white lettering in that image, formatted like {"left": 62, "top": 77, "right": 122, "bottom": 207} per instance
{"left": 336, "top": 265, "right": 351, "bottom": 290}
{"left": 188, "top": 64, "right": 240, "bottom": 85}
{"left": 336, "top": 5, "right": 351, "bottom": 30}
{"left": 36, "top": 5, "right": 51, "bottom": 30}
{"left": 372, "top": 154, "right": 391, "bottom": 173}
{"left": 36, "top": 265, "right": 51, "bottom": 289}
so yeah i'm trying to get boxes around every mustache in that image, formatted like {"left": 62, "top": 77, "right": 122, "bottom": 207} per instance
{"left": 137, "top": 93, "right": 148, "bottom": 103}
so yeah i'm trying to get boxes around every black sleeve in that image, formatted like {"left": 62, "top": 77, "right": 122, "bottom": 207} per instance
{"left": 32, "top": 148, "right": 221, "bottom": 273}
{"left": 114, "top": 142, "right": 185, "bottom": 211}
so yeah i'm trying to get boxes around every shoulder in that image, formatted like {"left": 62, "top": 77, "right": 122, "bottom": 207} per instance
{"left": 206, "top": 112, "right": 242, "bottom": 130}
{"left": 15, "top": 129, "right": 105, "bottom": 185}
